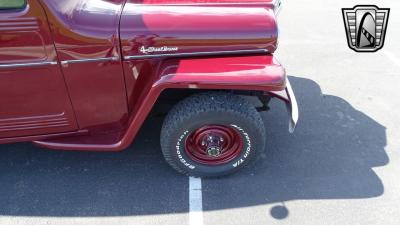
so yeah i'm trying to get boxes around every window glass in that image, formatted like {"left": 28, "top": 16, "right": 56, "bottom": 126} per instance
{"left": 0, "top": 0, "right": 25, "bottom": 9}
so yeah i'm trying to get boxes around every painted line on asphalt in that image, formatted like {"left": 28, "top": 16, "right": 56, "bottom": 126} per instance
{"left": 383, "top": 51, "right": 400, "bottom": 68}
{"left": 189, "top": 177, "right": 204, "bottom": 225}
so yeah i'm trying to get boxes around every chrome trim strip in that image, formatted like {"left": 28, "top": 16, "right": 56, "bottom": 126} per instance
{"left": 286, "top": 77, "right": 298, "bottom": 133}
{"left": 274, "top": 0, "right": 283, "bottom": 16}
{"left": 124, "top": 49, "right": 268, "bottom": 60}
{"left": 0, "top": 61, "right": 57, "bottom": 69}
{"left": 60, "top": 57, "right": 119, "bottom": 66}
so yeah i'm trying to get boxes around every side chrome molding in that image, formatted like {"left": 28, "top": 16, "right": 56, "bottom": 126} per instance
{"left": 273, "top": 0, "right": 283, "bottom": 16}
{"left": 0, "top": 61, "right": 57, "bottom": 69}
{"left": 0, "top": 56, "right": 120, "bottom": 69}
{"left": 1, "top": 50, "right": 266, "bottom": 68}
{"left": 60, "top": 57, "right": 119, "bottom": 66}
{"left": 124, "top": 49, "right": 268, "bottom": 60}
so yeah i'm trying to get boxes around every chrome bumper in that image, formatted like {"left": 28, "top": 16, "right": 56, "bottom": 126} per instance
{"left": 268, "top": 78, "right": 299, "bottom": 133}
{"left": 285, "top": 78, "right": 299, "bottom": 133}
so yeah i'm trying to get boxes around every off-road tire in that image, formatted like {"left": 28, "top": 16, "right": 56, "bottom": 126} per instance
{"left": 160, "top": 92, "right": 266, "bottom": 177}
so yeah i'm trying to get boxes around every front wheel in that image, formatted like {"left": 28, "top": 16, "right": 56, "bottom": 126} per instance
{"left": 160, "top": 92, "right": 266, "bottom": 177}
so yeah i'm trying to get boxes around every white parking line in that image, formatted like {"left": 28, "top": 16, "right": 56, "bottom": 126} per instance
{"left": 384, "top": 51, "right": 400, "bottom": 68}
{"left": 189, "top": 177, "right": 204, "bottom": 225}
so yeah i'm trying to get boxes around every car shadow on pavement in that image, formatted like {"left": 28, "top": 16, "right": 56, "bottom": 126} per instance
{"left": 0, "top": 76, "right": 388, "bottom": 219}
{"left": 202, "top": 76, "right": 389, "bottom": 220}
{"left": 0, "top": 116, "right": 189, "bottom": 217}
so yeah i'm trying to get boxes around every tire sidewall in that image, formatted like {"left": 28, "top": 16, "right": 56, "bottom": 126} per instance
{"left": 167, "top": 112, "right": 263, "bottom": 176}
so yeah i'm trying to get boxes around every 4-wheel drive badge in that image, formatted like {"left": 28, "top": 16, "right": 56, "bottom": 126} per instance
{"left": 342, "top": 5, "right": 390, "bottom": 52}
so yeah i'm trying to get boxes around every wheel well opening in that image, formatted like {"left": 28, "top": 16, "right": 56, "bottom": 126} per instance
{"left": 149, "top": 89, "right": 270, "bottom": 118}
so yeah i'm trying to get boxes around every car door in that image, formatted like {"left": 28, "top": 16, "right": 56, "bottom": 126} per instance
{"left": 0, "top": 0, "right": 78, "bottom": 138}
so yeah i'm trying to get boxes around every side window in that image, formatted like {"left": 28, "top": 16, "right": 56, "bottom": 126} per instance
{"left": 0, "top": 0, "right": 26, "bottom": 10}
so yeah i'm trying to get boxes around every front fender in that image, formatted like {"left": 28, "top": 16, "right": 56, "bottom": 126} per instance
{"left": 34, "top": 55, "right": 297, "bottom": 151}
{"left": 155, "top": 55, "right": 286, "bottom": 91}
{"left": 155, "top": 55, "right": 298, "bottom": 133}
{"left": 123, "top": 54, "right": 297, "bottom": 151}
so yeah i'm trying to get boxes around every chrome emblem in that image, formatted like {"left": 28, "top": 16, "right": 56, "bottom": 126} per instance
{"left": 139, "top": 46, "right": 179, "bottom": 54}
{"left": 342, "top": 5, "right": 390, "bottom": 52}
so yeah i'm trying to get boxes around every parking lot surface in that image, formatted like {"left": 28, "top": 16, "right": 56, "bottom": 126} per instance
{"left": 1, "top": 0, "right": 400, "bottom": 224}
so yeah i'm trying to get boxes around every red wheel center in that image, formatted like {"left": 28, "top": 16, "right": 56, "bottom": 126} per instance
{"left": 185, "top": 125, "right": 243, "bottom": 165}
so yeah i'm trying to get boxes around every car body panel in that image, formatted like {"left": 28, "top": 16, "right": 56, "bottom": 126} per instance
{"left": 0, "top": 0, "right": 297, "bottom": 151}
{"left": 0, "top": 0, "right": 78, "bottom": 138}
{"left": 120, "top": 3, "right": 278, "bottom": 58}
{"left": 38, "top": 0, "right": 129, "bottom": 131}
{"left": 120, "top": 0, "right": 279, "bottom": 112}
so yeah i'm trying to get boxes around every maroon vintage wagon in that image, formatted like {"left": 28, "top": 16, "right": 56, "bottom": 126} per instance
{"left": 0, "top": 0, "right": 298, "bottom": 177}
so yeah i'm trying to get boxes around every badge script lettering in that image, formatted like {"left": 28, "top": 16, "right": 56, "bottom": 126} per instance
{"left": 139, "top": 46, "right": 179, "bottom": 54}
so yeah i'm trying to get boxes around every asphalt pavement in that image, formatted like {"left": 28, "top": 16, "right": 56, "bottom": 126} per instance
{"left": 1, "top": 0, "right": 400, "bottom": 224}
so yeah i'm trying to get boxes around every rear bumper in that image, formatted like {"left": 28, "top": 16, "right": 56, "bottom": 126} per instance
{"left": 268, "top": 78, "right": 299, "bottom": 132}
